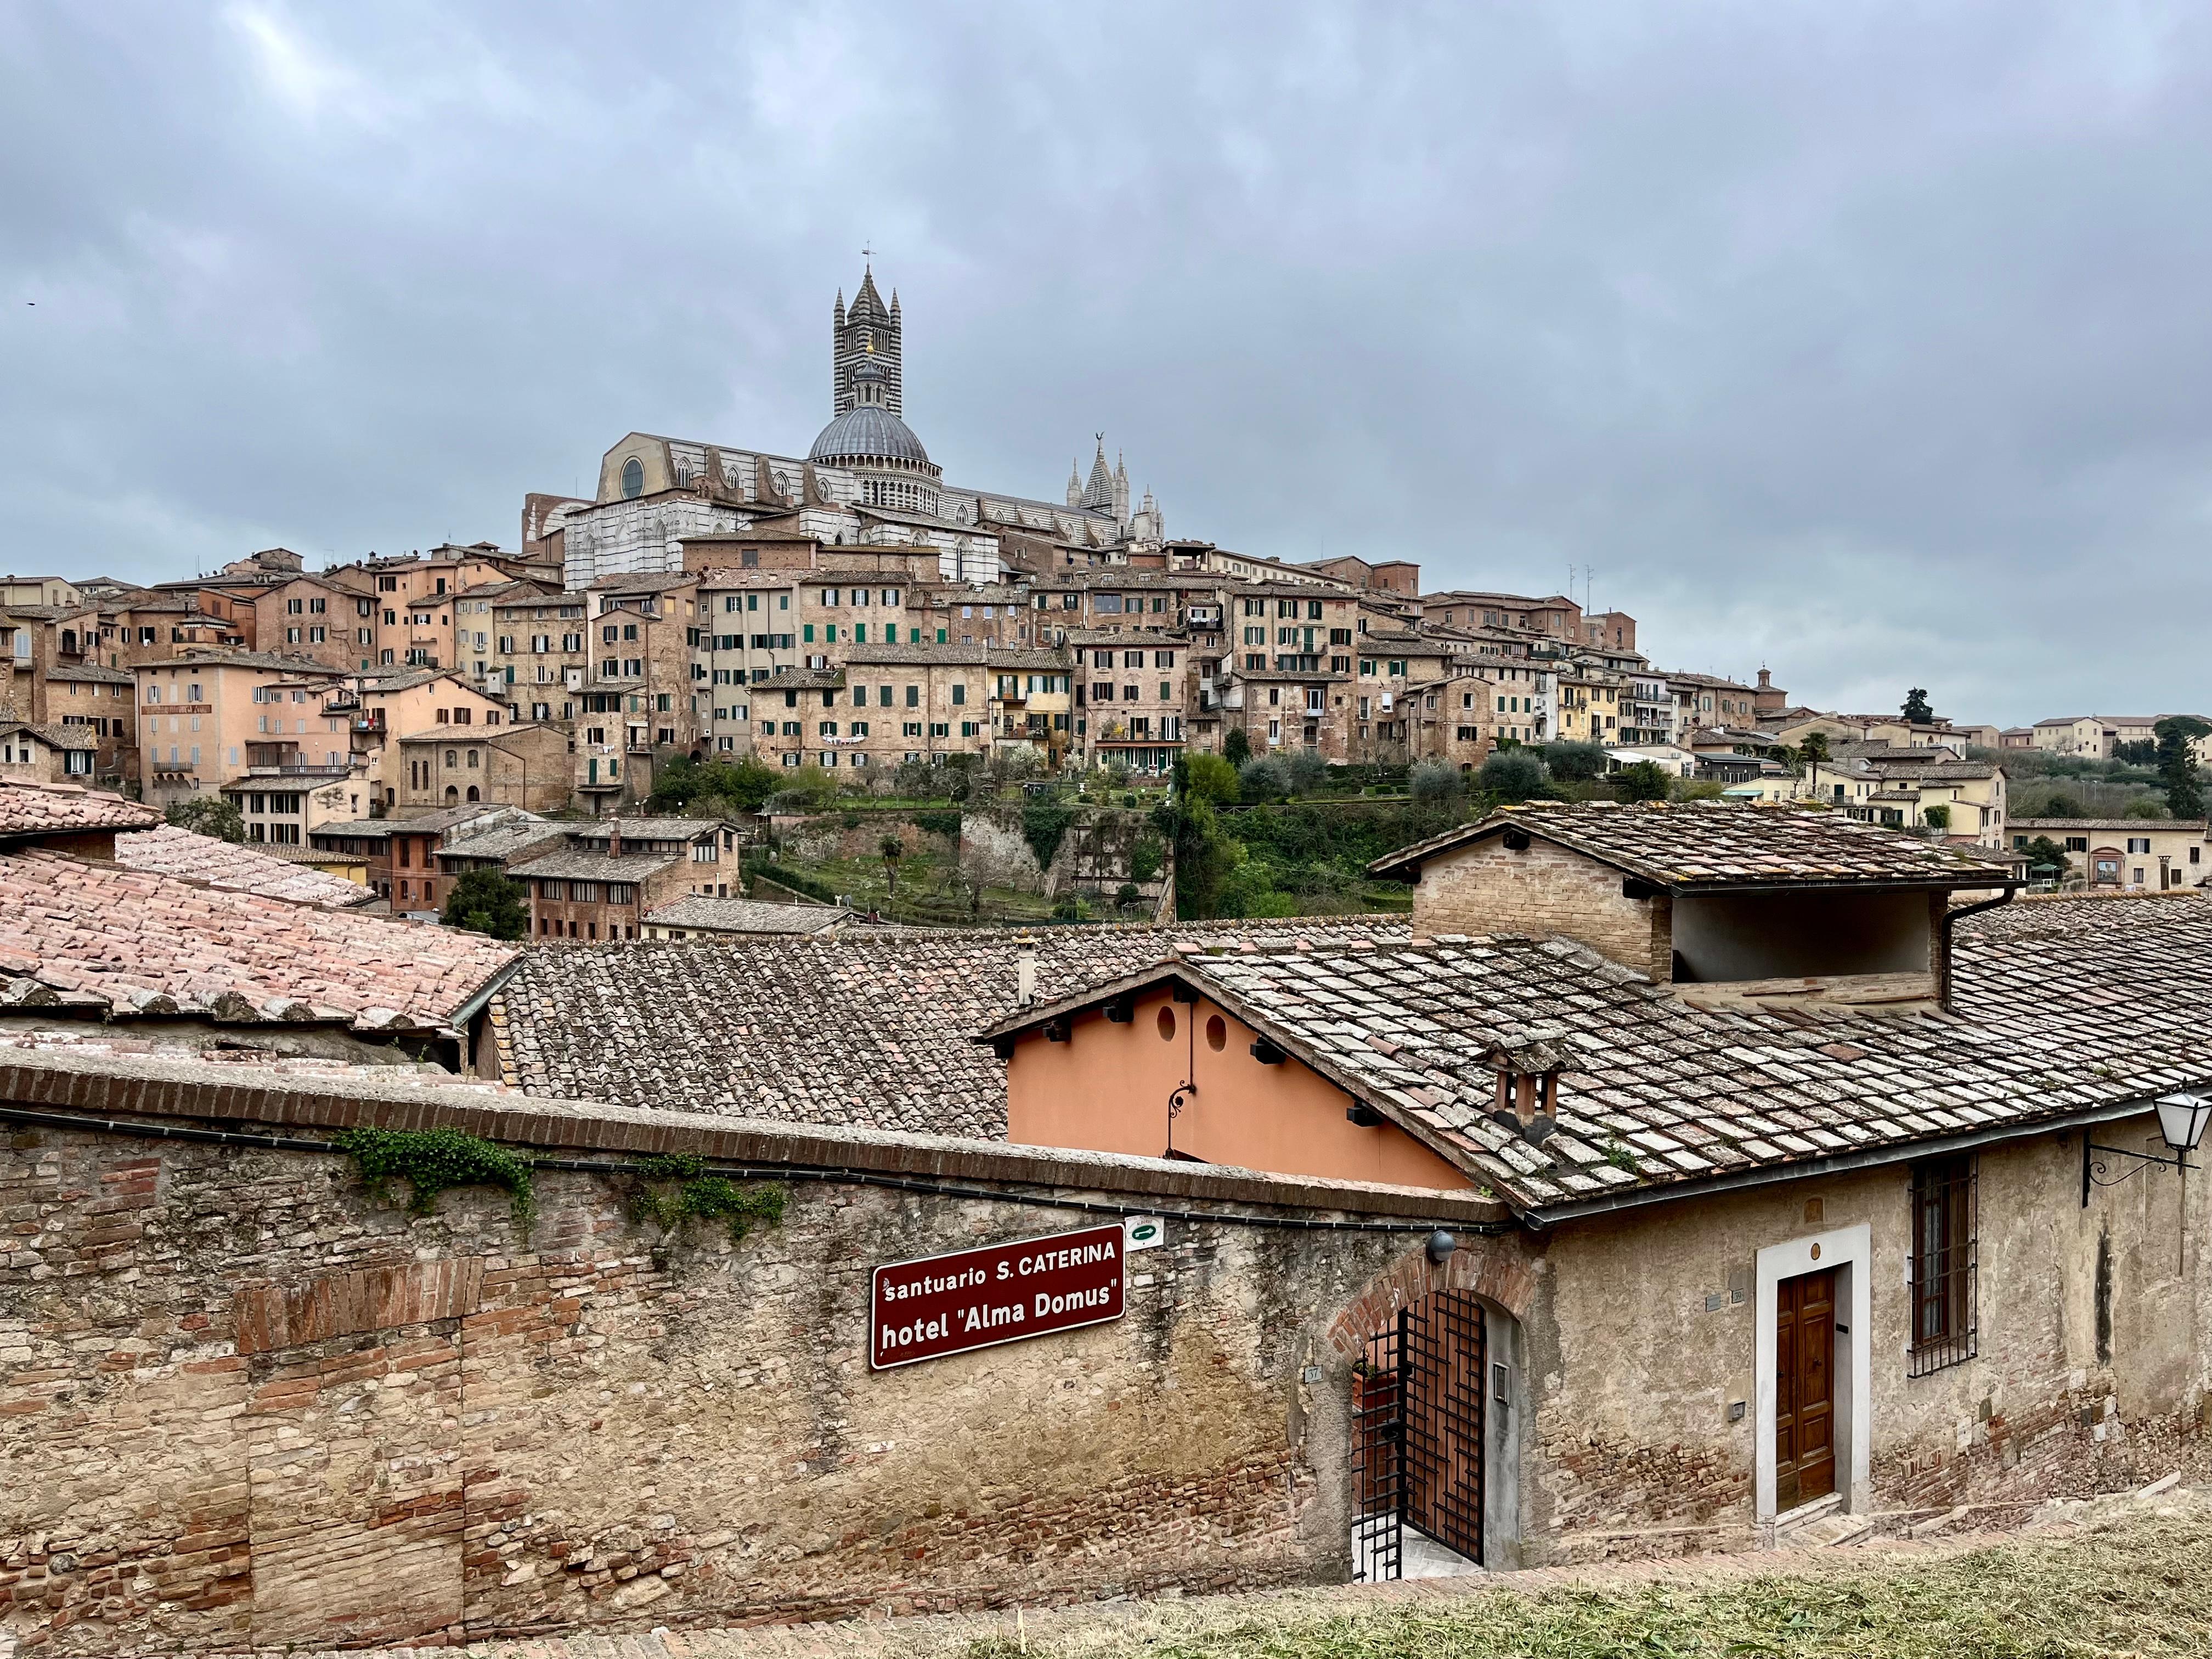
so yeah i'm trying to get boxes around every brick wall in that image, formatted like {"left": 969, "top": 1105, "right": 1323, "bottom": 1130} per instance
{"left": 0, "top": 1115, "right": 1440, "bottom": 1652}
{"left": 1412, "top": 836, "right": 1672, "bottom": 980}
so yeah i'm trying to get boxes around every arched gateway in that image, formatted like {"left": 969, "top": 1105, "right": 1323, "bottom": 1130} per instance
{"left": 1328, "top": 1237, "right": 1534, "bottom": 1578}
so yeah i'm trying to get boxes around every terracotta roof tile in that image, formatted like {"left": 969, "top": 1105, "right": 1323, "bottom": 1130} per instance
{"left": 0, "top": 779, "right": 160, "bottom": 837}
{"left": 979, "top": 893, "right": 2212, "bottom": 1212}
{"left": 1372, "top": 800, "right": 2017, "bottom": 888}
{"left": 493, "top": 917, "right": 1414, "bottom": 1139}
{"left": 0, "top": 849, "right": 516, "bottom": 1031}
{"left": 117, "top": 826, "right": 377, "bottom": 908}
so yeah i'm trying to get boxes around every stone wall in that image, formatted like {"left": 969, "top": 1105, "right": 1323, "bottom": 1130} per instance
{"left": 0, "top": 1075, "right": 1490, "bottom": 1654}
{"left": 1412, "top": 837, "right": 1671, "bottom": 980}
{"left": 1526, "top": 1123, "right": 2212, "bottom": 1562}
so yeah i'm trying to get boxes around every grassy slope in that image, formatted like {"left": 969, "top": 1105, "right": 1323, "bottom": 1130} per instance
{"left": 958, "top": 1502, "right": 2212, "bottom": 1658}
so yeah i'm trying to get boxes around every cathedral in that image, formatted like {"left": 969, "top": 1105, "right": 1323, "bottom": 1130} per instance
{"left": 534, "top": 267, "right": 1165, "bottom": 587}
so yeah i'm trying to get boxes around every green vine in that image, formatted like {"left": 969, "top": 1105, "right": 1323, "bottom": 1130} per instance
{"left": 334, "top": 1126, "right": 536, "bottom": 1232}
{"left": 630, "top": 1154, "right": 788, "bottom": 1244}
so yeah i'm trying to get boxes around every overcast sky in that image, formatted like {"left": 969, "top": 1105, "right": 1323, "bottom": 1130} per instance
{"left": 5, "top": 3, "right": 2210, "bottom": 724}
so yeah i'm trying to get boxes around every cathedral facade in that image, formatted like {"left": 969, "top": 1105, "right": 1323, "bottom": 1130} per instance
{"left": 533, "top": 268, "right": 1164, "bottom": 588}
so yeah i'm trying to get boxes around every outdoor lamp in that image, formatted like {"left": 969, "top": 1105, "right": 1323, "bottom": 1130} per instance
{"left": 2084, "top": 1091, "right": 2209, "bottom": 1210}
{"left": 2154, "top": 1093, "right": 2211, "bottom": 1154}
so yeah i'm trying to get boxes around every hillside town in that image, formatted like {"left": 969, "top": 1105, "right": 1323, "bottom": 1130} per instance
{"left": 8, "top": 273, "right": 2211, "bottom": 938}
{"left": 2, "top": 266, "right": 2209, "bottom": 1658}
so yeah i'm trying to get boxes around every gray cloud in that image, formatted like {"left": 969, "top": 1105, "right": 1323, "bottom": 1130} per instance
{"left": 5, "top": 1, "right": 2212, "bottom": 724}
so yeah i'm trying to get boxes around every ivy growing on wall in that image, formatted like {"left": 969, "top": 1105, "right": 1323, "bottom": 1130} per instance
{"left": 1020, "top": 800, "right": 1077, "bottom": 871}
{"left": 630, "top": 1153, "right": 789, "bottom": 1244}
{"left": 334, "top": 1126, "right": 537, "bottom": 1232}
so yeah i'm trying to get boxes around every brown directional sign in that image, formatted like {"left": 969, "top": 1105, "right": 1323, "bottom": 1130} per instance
{"left": 870, "top": 1222, "right": 1126, "bottom": 1369}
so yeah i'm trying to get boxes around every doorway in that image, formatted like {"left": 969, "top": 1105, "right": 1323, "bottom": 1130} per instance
{"left": 1774, "top": 1267, "right": 1837, "bottom": 1511}
{"left": 1351, "top": 1289, "right": 1488, "bottom": 1578}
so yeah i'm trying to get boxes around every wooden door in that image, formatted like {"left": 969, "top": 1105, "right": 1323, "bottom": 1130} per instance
{"left": 1774, "top": 1267, "right": 1837, "bottom": 1511}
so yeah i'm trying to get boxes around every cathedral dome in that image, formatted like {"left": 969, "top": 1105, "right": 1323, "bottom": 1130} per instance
{"left": 808, "top": 404, "right": 933, "bottom": 469}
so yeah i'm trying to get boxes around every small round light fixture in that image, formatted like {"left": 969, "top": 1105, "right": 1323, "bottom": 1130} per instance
{"left": 1425, "top": 1229, "right": 1457, "bottom": 1265}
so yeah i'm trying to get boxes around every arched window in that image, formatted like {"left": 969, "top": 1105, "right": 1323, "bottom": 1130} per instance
{"left": 466, "top": 749, "right": 479, "bottom": 768}
{"left": 443, "top": 785, "right": 459, "bottom": 804}
{"left": 466, "top": 785, "right": 480, "bottom": 802}
{"left": 621, "top": 457, "right": 644, "bottom": 499}
{"left": 444, "top": 749, "right": 458, "bottom": 766}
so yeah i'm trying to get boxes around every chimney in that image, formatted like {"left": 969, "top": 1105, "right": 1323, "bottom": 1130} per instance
{"left": 608, "top": 822, "right": 622, "bottom": 860}
{"left": 1481, "top": 1037, "right": 1567, "bottom": 1146}
{"left": 1015, "top": 944, "right": 1036, "bottom": 1008}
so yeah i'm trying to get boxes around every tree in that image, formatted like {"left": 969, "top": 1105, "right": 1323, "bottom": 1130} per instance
{"left": 1115, "top": 881, "right": 1142, "bottom": 915}
{"left": 2122, "top": 796, "right": 2170, "bottom": 820}
{"left": 2113, "top": 739, "right": 2159, "bottom": 767}
{"left": 1221, "top": 728, "right": 1251, "bottom": 767}
{"left": 1283, "top": 749, "right": 1329, "bottom": 798}
{"left": 1901, "top": 689, "right": 1937, "bottom": 724}
{"left": 1150, "top": 794, "right": 1237, "bottom": 919}
{"left": 2021, "top": 834, "right": 2072, "bottom": 884}
{"left": 2154, "top": 715, "right": 2211, "bottom": 819}
{"left": 1479, "top": 749, "right": 1548, "bottom": 803}
{"left": 442, "top": 868, "right": 528, "bottom": 940}
{"left": 1408, "top": 759, "right": 1464, "bottom": 806}
{"left": 1921, "top": 804, "right": 1950, "bottom": 831}
{"left": 1238, "top": 757, "right": 1289, "bottom": 800}
{"left": 1182, "top": 752, "right": 1240, "bottom": 809}
{"left": 879, "top": 833, "right": 904, "bottom": 896}
{"left": 1797, "top": 729, "right": 1832, "bottom": 765}
{"left": 1541, "top": 741, "right": 1607, "bottom": 782}
{"left": 1615, "top": 760, "right": 1671, "bottom": 803}
{"left": 165, "top": 795, "right": 245, "bottom": 842}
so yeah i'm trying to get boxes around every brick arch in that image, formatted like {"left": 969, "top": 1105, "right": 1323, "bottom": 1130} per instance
{"left": 1325, "top": 1232, "right": 1538, "bottom": 1363}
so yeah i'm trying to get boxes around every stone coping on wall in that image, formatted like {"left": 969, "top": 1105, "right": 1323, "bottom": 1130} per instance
{"left": 0, "top": 1051, "right": 1512, "bottom": 1226}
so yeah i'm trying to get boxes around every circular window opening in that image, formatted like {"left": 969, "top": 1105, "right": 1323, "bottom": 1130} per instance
{"left": 1205, "top": 1014, "right": 1227, "bottom": 1051}
{"left": 1157, "top": 1006, "right": 1176, "bottom": 1041}
{"left": 621, "top": 458, "right": 644, "bottom": 499}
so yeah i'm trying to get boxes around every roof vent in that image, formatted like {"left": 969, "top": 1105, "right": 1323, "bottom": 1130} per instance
{"left": 1482, "top": 1036, "right": 1566, "bottom": 1146}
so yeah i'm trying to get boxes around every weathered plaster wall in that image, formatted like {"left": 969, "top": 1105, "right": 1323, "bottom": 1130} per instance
{"left": 1412, "top": 838, "right": 1671, "bottom": 980}
{"left": 1526, "top": 1119, "right": 2211, "bottom": 1562}
{"left": 0, "top": 1123, "right": 1458, "bottom": 1654}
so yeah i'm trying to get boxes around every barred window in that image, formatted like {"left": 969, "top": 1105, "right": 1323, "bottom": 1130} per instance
{"left": 1909, "top": 1154, "right": 1977, "bottom": 1375}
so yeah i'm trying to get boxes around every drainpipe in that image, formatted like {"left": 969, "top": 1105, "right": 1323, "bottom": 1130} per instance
{"left": 1937, "top": 887, "right": 2016, "bottom": 1011}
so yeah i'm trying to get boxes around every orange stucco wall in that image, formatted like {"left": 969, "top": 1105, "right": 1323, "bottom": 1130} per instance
{"left": 1006, "top": 987, "right": 1474, "bottom": 1190}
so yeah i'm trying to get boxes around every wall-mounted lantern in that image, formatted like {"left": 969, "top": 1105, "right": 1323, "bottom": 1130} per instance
{"left": 2083, "top": 1093, "right": 2210, "bottom": 1207}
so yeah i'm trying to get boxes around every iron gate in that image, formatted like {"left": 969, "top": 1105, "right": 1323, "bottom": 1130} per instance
{"left": 1351, "top": 1289, "right": 1487, "bottom": 1580}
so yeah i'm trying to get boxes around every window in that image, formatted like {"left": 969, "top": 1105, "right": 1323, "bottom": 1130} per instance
{"left": 2127, "top": 837, "right": 2151, "bottom": 855}
{"left": 1909, "top": 1154, "right": 1977, "bottom": 1375}
{"left": 622, "top": 458, "right": 644, "bottom": 498}
{"left": 951, "top": 684, "right": 966, "bottom": 706}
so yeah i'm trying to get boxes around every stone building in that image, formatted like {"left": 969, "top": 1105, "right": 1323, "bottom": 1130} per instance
{"left": 512, "top": 817, "right": 745, "bottom": 940}
{"left": 538, "top": 268, "right": 1165, "bottom": 589}
{"left": 0, "top": 786, "right": 2207, "bottom": 1650}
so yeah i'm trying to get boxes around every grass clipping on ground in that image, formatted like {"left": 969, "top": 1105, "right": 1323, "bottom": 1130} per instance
{"left": 965, "top": 1502, "right": 2212, "bottom": 1659}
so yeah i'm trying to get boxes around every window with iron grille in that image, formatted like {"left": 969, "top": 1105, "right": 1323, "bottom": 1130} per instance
{"left": 1909, "top": 1154, "right": 1977, "bottom": 1375}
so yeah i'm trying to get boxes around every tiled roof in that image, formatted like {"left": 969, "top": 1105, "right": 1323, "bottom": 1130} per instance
{"left": 44, "top": 664, "right": 134, "bottom": 685}
{"left": 842, "top": 644, "right": 991, "bottom": 666}
{"left": 510, "top": 849, "right": 678, "bottom": 882}
{"left": 2010, "top": 818, "right": 2207, "bottom": 834}
{"left": 438, "top": 822, "right": 569, "bottom": 865}
{"left": 0, "top": 720, "right": 97, "bottom": 749}
{"left": 644, "top": 896, "right": 851, "bottom": 934}
{"left": 0, "top": 779, "right": 160, "bottom": 838}
{"left": 984, "top": 894, "right": 2212, "bottom": 1215}
{"left": 1370, "top": 802, "right": 2017, "bottom": 889}
{"left": 137, "top": 650, "right": 343, "bottom": 674}
{"left": 0, "top": 849, "right": 515, "bottom": 1031}
{"left": 493, "top": 917, "right": 1414, "bottom": 1138}
{"left": 116, "top": 826, "right": 377, "bottom": 908}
